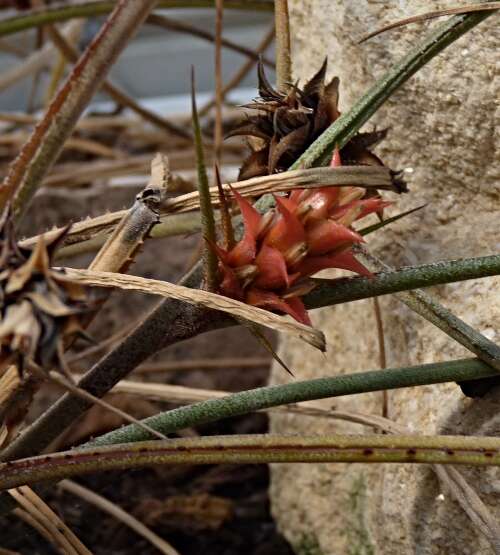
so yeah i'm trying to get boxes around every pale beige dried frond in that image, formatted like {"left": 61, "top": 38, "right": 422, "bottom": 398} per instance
{"left": 62, "top": 267, "right": 326, "bottom": 351}
{"left": 21, "top": 165, "right": 394, "bottom": 251}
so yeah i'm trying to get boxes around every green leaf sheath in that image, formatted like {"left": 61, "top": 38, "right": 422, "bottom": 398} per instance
{"left": 88, "top": 358, "right": 496, "bottom": 447}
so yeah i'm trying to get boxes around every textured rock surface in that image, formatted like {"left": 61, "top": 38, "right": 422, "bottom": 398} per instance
{"left": 269, "top": 2, "right": 499, "bottom": 554}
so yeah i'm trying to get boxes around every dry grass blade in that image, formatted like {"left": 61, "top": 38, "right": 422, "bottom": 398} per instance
{"left": 47, "top": 371, "right": 168, "bottom": 441}
{"left": 0, "top": 0, "right": 160, "bottom": 219}
{"left": 13, "top": 508, "right": 74, "bottom": 555}
{"left": 133, "top": 357, "right": 270, "bottom": 373}
{"left": 10, "top": 486, "right": 91, "bottom": 555}
{"left": 0, "top": 130, "right": 123, "bottom": 158}
{"left": 20, "top": 165, "right": 395, "bottom": 250}
{"left": 35, "top": 144, "right": 239, "bottom": 188}
{"left": 0, "top": 111, "right": 134, "bottom": 130}
{"left": 62, "top": 268, "right": 326, "bottom": 350}
{"left": 60, "top": 479, "right": 180, "bottom": 555}
{"left": 359, "top": 2, "right": 500, "bottom": 42}
{"left": 134, "top": 165, "right": 397, "bottom": 214}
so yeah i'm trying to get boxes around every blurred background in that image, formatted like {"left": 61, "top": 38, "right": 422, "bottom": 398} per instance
{"left": 0, "top": 8, "right": 275, "bottom": 111}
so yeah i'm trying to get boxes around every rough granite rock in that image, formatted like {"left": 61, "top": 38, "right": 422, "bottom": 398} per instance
{"left": 269, "top": 2, "right": 499, "bottom": 554}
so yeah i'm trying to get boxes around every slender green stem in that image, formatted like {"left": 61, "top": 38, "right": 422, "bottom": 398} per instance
{"left": 288, "top": 8, "right": 495, "bottom": 170}
{"left": 2, "top": 433, "right": 500, "bottom": 492}
{"left": 1, "top": 255, "right": 498, "bottom": 465}
{"left": 356, "top": 248, "right": 500, "bottom": 371}
{"left": 304, "top": 254, "right": 500, "bottom": 309}
{"left": 87, "top": 358, "right": 496, "bottom": 447}
{"left": 0, "top": 1, "right": 274, "bottom": 38}
{"left": 191, "top": 71, "right": 219, "bottom": 290}
{"left": 358, "top": 204, "right": 427, "bottom": 236}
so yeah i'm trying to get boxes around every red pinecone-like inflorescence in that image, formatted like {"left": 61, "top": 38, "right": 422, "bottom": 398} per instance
{"left": 215, "top": 149, "right": 391, "bottom": 326}
{"left": 214, "top": 61, "right": 403, "bottom": 326}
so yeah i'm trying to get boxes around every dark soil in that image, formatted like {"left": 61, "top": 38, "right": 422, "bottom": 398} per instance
{"left": 1, "top": 417, "right": 294, "bottom": 555}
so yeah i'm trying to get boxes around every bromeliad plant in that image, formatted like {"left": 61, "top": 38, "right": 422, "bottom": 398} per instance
{"left": 0, "top": 2, "right": 499, "bottom": 553}
{"left": 215, "top": 149, "right": 391, "bottom": 325}
{"left": 212, "top": 65, "right": 400, "bottom": 326}
{"left": 230, "top": 61, "right": 390, "bottom": 180}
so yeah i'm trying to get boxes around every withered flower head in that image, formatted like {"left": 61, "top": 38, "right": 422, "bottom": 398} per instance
{"left": 0, "top": 210, "right": 89, "bottom": 376}
{"left": 228, "top": 59, "right": 399, "bottom": 182}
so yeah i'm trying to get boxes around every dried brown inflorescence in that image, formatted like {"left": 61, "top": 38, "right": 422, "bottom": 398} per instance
{"left": 0, "top": 210, "right": 89, "bottom": 376}
{"left": 229, "top": 60, "right": 391, "bottom": 180}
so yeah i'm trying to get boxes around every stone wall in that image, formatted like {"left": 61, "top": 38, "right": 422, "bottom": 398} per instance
{"left": 269, "top": 2, "right": 499, "bottom": 554}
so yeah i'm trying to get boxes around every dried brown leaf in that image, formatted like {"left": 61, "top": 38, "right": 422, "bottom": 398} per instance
{"left": 21, "top": 165, "right": 395, "bottom": 251}
{"left": 62, "top": 268, "right": 326, "bottom": 351}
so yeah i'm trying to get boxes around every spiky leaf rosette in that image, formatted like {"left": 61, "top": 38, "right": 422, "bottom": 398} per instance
{"left": 214, "top": 150, "right": 392, "bottom": 326}
{"left": 228, "top": 60, "right": 395, "bottom": 181}
{"left": 0, "top": 211, "right": 89, "bottom": 376}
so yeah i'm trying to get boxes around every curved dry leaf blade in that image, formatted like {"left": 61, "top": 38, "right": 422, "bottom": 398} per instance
{"left": 61, "top": 268, "right": 325, "bottom": 351}
{"left": 359, "top": 2, "right": 500, "bottom": 43}
{"left": 9, "top": 486, "right": 91, "bottom": 555}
